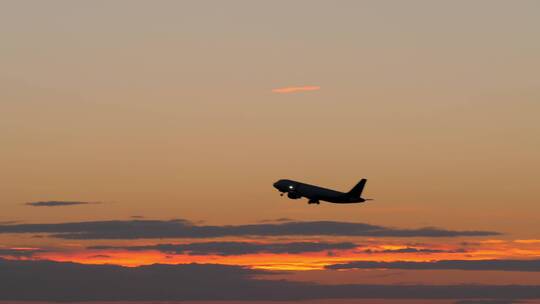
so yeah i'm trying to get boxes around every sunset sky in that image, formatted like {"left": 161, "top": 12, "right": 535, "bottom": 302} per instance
{"left": 1, "top": 1, "right": 540, "bottom": 303}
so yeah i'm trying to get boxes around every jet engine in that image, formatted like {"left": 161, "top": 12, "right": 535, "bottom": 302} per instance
{"left": 287, "top": 192, "right": 301, "bottom": 199}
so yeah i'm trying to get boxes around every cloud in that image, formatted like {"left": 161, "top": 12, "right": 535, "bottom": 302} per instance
{"left": 88, "top": 254, "right": 113, "bottom": 259}
{"left": 515, "top": 240, "right": 540, "bottom": 244}
{"left": 258, "top": 217, "right": 295, "bottom": 223}
{"left": 326, "top": 259, "right": 540, "bottom": 272}
{"left": 0, "top": 248, "right": 44, "bottom": 258}
{"left": 1, "top": 259, "right": 540, "bottom": 301}
{"left": 25, "top": 201, "right": 100, "bottom": 207}
{"left": 0, "top": 221, "right": 19, "bottom": 225}
{"left": 454, "top": 300, "right": 525, "bottom": 304}
{"left": 272, "top": 86, "right": 321, "bottom": 93}
{"left": 363, "top": 247, "right": 467, "bottom": 254}
{"left": 89, "top": 241, "right": 357, "bottom": 256}
{"left": 0, "top": 220, "right": 499, "bottom": 240}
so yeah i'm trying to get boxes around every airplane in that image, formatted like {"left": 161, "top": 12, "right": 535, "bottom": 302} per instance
{"left": 273, "top": 178, "right": 372, "bottom": 204}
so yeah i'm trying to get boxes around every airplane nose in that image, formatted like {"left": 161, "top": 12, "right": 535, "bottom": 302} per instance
{"left": 273, "top": 181, "right": 284, "bottom": 190}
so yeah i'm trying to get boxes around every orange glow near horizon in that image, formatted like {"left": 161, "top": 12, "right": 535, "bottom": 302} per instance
{"left": 5, "top": 238, "right": 535, "bottom": 271}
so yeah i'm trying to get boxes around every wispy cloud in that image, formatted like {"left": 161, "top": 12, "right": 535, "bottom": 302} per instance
{"left": 515, "top": 240, "right": 540, "bottom": 244}
{"left": 326, "top": 259, "right": 540, "bottom": 272}
{"left": 363, "top": 247, "right": 467, "bottom": 254}
{"left": 259, "top": 217, "right": 294, "bottom": 223}
{"left": 0, "top": 247, "right": 45, "bottom": 258}
{"left": 0, "top": 220, "right": 19, "bottom": 225}
{"left": 272, "top": 85, "right": 320, "bottom": 94}
{"left": 25, "top": 201, "right": 101, "bottom": 207}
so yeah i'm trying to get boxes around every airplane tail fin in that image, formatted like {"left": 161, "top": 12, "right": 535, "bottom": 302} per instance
{"left": 348, "top": 179, "right": 367, "bottom": 198}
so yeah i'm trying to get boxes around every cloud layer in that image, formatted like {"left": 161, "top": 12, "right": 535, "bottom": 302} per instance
{"left": 326, "top": 259, "right": 540, "bottom": 272}
{"left": 1, "top": 259, "right": 539, "bottom": 301}
{"left": 25, "top": 201, "right": 99, "bottom": 207}
{"left": 89, "top": 241, "right": 357, "bottom": 256}
{"left": 454, "top": 300, "right": 525, "bottom": 304}
{"left": 363, "top": 247, "right": 467, "bottom": 254}
{"left": 0, "top": 219, "right": 499, "bottom": 239}
{"left": 0, "top": 248, "right": 43, "bottom": 258}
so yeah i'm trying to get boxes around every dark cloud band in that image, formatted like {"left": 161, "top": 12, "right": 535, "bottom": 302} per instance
{"left": 326, "top": 259, "right": 540, "bottom": 272}
{"left": 89, "top": 241, "right": 357, "bottom": 256}
{"left": 0, "top": 248, "right": 44, "bottom": 258}
{"left": 25, "top": 201, "right": 100, "bottom": 207}
{"left": 363, "top": 247, "right": 467, "bottom": 254}
{"left": 1, "top": 259, "right": 539, "bottom": 301}
{"left": 0, "top": 219, "right": 499, "bottom": 240}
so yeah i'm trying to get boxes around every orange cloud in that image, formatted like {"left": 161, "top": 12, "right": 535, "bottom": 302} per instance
{"left": 25, "top": 239, "right": 482, "bottom": 270}
{"left": 515, "top": 239, "right": 540, "bottom": 244}
{"left": 6, "top": 237, "right": 540, "bottom": 271}
{"left": 272, "top": 86, "right": 321, "bottom": 94}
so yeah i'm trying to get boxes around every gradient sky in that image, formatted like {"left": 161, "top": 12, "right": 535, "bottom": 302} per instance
{"left": 1, "top": 1, "right": 540, "bottom": 302}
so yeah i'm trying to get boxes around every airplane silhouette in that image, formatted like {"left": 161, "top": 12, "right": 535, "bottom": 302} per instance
{"left": 273, "top": 179, "right": 372, "bottom": 205}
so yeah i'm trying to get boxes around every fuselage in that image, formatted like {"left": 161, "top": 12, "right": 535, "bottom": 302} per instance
{"left": 273, "top": 179, "right": 365, "bottom": 204}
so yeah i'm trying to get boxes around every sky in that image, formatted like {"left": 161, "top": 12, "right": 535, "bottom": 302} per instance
{"left": 1, "top": 0, "right": 540, "bottom": 303}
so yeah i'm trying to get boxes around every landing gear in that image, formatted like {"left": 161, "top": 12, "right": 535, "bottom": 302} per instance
{"left": 308, "top": 199, "right": 320, "bottom": 205}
